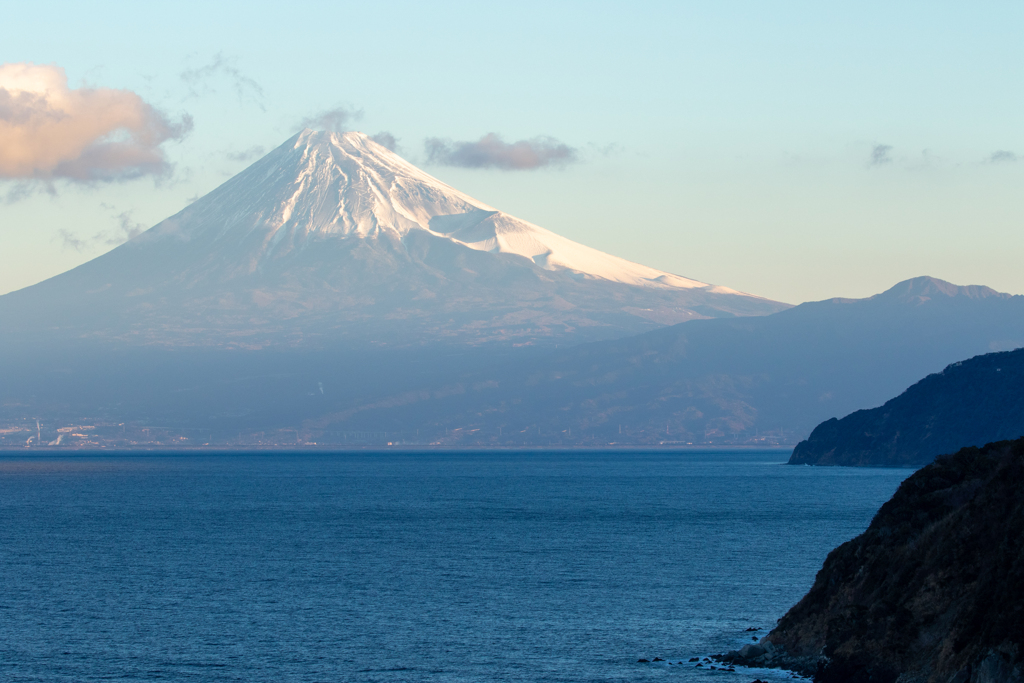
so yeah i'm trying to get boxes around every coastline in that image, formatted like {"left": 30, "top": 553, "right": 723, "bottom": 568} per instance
{"left": 0, "top": 444, "right": 797, "bottom": 454}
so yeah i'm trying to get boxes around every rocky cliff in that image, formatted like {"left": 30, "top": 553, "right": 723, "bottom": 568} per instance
{"left": 789, "top": 347, "right": 1024, "bottom": 467}
{"left": 756, "top": 437, "right": 1024, "bottom": 682}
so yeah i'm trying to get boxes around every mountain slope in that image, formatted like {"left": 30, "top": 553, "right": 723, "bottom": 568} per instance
{"left": 789, "top": 347, "right": 1024, "bottom": 467}
{"left": 299, "top": 277, "right": 1024, "bottom": 444}
{"left": 0, "top": 130, "right": 785, "bottom": 349}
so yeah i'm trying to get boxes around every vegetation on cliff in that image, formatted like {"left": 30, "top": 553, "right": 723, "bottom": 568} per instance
{"left": 766, "top": 437, "right": 1024, "bottom": 682}
{"left": 789, "top": 347, "right": 1024, "bottom": 467}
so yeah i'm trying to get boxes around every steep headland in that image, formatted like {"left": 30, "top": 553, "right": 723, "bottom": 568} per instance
{"left": 734, "top": 438, "right": 1024, "bottom": 682}
{"left": 790, "top": 347, "right": 1024, "bottom": 467}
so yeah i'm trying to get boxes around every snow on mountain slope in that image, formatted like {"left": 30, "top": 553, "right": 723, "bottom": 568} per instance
{"left": 0, "top": 130, "right": 789, "bottom": 348}
{"left": 148, "top": 130, "right": 711, "bottom": 290}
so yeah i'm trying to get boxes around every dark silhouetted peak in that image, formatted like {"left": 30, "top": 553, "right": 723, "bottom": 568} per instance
{"left": 789, "top": 347, "right": 1024, "bottom": 466}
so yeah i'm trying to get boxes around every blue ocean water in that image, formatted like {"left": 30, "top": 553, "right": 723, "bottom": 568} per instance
{"left": 0, "top": 449, "right": 910, "bottom": 682}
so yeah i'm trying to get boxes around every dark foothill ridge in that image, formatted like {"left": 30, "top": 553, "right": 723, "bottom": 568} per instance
{"left": 789, "top": 346, "right": 1024, "bottom": 467}
{"left": 286, "top": 275, "right": 1024, "bottom": 448}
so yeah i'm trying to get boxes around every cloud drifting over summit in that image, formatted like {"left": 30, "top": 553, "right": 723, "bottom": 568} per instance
{"left": 370, "top": 131, "right": 398, "bottom": 151}
{"left": 299, "top": 106, "right": 363, "bottom": 133}
{"left": 0, "top": 62, "right": 192, "bottom": 182}
{"left": 425, "top": 133, "right": 578, "bottom": 170}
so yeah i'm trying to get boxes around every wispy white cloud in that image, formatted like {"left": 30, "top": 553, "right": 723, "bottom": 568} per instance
{"left": 224, "top": 145, "right": 265, "bottom": 163}
{"left": 57, "top": 228, "right": 88, "bottom": 251}
{"left": 0, "top": 62, "right": 191, "bottom": 183}
{"left": 869, "top": 144, "right": 893, "bottom": 166}
{"left": 989, "top": 150, "right": 1017, "bottom": 163}
{"left": 58, "top": 207, "right": 148, "bottom": 251}
{"left": 106, "top": 210, "right": 147, "bottom": 244}
{"left": 588, "top": 141, "right": 623, "bottom": 158}
{"left": 181, "top": 53, "right": 265, "bottom": 110}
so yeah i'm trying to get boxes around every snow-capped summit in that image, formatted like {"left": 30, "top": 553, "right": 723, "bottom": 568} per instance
{"left": 151, "top": 130, "right": 708, "bottom": 289}
{"left": 1, "top": 130, "right": 789, "bottom": 348}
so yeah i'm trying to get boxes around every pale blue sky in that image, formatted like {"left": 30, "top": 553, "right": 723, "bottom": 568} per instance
{"left": 2, "top": 1, "right": 1022, "bottom": 303}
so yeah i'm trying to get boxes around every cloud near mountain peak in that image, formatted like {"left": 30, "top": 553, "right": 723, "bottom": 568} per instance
{"left": 425, "top": 133, "right": 578, "bottom": 170}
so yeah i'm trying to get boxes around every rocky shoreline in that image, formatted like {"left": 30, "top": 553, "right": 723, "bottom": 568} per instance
{"left": 712, "top": 640, "right": 816, "bottom": 677}
{"left": 730, "top": 438, "right": 1024, "bottom": 683}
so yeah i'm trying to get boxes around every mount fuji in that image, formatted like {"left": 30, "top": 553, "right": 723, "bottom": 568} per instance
{"left": 0, "top": 130, "right": 787, "bottom": 349}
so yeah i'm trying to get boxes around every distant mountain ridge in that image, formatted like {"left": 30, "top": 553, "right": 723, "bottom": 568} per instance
{"left": 1, "top": 275, "right": 1022, "bottom": 446}
{"left": 303, "top": 276, "right": 1024, "bottom": 445}
{"left": 789, "top": 347, "right": 1024, "bottom": 467}
{"left": 832, "top": 276, "right": 1010, "bottom": 305}
{"left": 0, "top": 130, "right": 784, "bottom": 349}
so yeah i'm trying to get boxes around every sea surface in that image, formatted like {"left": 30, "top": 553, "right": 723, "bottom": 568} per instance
{"left": 0, "top": 449, "right": 911, "bottom": 682}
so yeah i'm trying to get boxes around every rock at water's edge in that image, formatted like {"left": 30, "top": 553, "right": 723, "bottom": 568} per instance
{"left": 770, "top": 437, "right": 1024, "bottom": 682}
